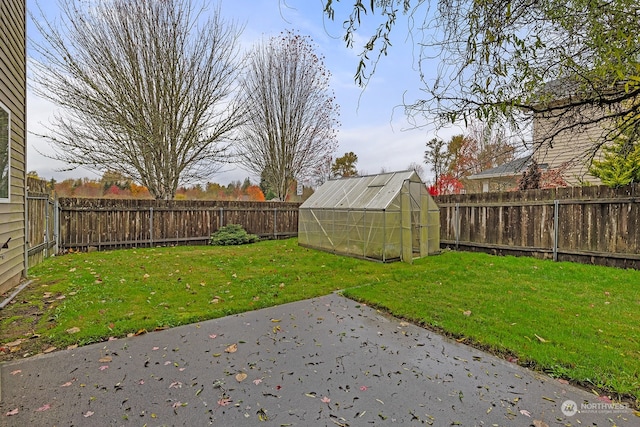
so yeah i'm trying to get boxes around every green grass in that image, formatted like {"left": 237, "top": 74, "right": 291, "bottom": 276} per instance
{"left": 2, "top": 239, "right": 639, "bottom": 405}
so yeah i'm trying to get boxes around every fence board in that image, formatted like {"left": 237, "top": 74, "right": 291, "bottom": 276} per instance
{"left": 26, "top": 177, "right": 56, "bottom": 268}
{"left": 56, "top": 198, "right": 301, "bottom": 250}
{"left": 435, "top": 183, "right": 640, "bottom": 269}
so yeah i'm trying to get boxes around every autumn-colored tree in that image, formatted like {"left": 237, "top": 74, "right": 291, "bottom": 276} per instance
{"left": 331, "top": 152, "right": 358, "bottom": 178}
{"left": 246, "top": 185, "right": 266, "bottom": 201}
{"left": 73, "top": 181, "right": 103, "bottom": 198}
{"left": 104, "top": 184, "right": 124, "bottom": 197}
{"left": 435, "top": 173, "right": 464, "bottom": 195}
{"left": 130, "top": 183, "right": 151, "bottom": 199}
{"left": 54, "top": 179, "right": 75, "bottom": 197}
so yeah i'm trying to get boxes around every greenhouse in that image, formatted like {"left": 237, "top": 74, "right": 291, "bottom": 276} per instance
{"left": 298, "top": 170, "right": 440, "bottom": 262}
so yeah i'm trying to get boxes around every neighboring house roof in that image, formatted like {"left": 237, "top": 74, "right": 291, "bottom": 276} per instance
{"left": 467, "top": 156, "right": 548, "bottom": 180}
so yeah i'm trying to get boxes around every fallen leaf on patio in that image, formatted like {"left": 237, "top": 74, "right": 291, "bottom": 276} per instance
{"left": 5, "top": 408, "right": 19, "bottom": 416}
{"left": 61, "top": 380, "right": 75, "bottom": 387}
{"left": 533, "top": 421, "right": 549, "bottom": 427}
{"left": 519, "top": 409, "right": 531, "bottom": 417}
{"left": 217, "top": 398, "right": 232, "bottom": 406}
{"left": 35, "top": 404, "right": 51, "bottom": 412}
{"left": 43, "top": 346, "right": 57, "bottom": 354}
{"left": 99, "top": 365, "right": 109, "bottom": 371}
{"left": 235, "top": 373, "right": 247, "bottom": 382}
{"left": 253, "top": 378, "right": 263, "bottom": 385}
{"left": 534, "top": 334, "right": 548, "bottom": 343}
{"left": 271, "top": 318, "right": 281, "bottom": 323}
{"left": 169, "top": 381, "right": 182, "bottom": 389}
{"left": 99, "top": 356, "right": 112, "bottom": 363}
{"left": 360, "top": 385, "right": 368, "bottom": 391}
{"left": 172, "top": 401, "right": 187, "bottom": 408}
{"left": 10, "top": 370, "right": 21, "bottom": 375}
{"left": 138, "top": 379, "right": 145, "bottom": 385}
{"left": 257, "top": 408, "right": 268, "bottom": 421}
{"left": 66, "top": 327, "right": 81, "bottom": 334}
{"left": 152, "top": 346, "right": 159, "bottom": 350}
{"left": 321, "top": 396, "right": 331, "bottom": 403}
{"left": 209, "top": 334, "right": 217, "bottom": 339}
{"left": 67, "top": 344, "right": 78, "bottom": 350}
{"left": 83, "top": 411, "right": 94, "bottom": 418}
{"left": 225, "top": 343, "right": 238, "bottom": 353}
{"left": 557, "top": 379, "right": 569, "bottom": 385}
{"left": 597, "top": 395, "right": 612, "bottom": 403}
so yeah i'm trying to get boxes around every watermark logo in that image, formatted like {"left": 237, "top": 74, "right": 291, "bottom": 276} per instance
{"left": 561, "top": 400, "right": 578, "bottom": 416}
{"left": 561, "top": 399, "right": 629, "bottom": 417}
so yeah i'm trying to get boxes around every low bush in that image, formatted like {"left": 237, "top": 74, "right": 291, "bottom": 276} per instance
{"left": 210, "top": 224, "right": 259, "bottom": 246}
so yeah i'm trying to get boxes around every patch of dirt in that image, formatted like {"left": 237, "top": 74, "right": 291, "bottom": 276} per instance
{"left": 0, "top": 293, "right": 58, "bottom": 363}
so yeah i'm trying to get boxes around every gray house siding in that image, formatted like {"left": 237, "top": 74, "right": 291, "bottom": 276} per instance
{"left": 0, "top": 0, "right": 27, "bottom": 294}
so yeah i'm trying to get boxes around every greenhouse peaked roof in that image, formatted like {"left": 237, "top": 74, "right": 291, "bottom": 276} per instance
{"left": 301, "top": 170, "right": 423, "bottom": 210}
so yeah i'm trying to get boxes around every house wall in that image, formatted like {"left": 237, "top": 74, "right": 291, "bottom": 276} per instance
{"left": 532, "top": 103, "right": 610, "bottom": 186}
{"left": 0, "top": 0, "right": 27, "bottom": 294}
{"left": 465, "top": 176, "right": 520, "bottom": 193}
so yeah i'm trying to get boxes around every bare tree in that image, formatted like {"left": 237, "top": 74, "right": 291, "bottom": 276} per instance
{"left": 235, "top": 31, "right": 339, "bottom": 201}
{"left": 407, "top": 162, "right": 425, "bottom": 181}
{"left": 30, "top": 0, "right": 245, "bottom": 199}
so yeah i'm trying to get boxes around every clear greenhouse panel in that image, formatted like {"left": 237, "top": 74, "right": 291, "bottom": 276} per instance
{"left": 299, "top": 171, "right": 440, "bottom": 262}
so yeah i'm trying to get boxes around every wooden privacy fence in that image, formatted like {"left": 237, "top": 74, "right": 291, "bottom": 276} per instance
{"left": 435, "top": 184, "right": 640, "bottom": 269}
{"left": 26, "top": 177, "right": 57, "bottom": 267}
{"left": 57, "top": 198, "right": 301, "bottom": 251}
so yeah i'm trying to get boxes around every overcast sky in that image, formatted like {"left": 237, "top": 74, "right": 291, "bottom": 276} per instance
{"left": 26, "top": 0, "right": 462, "bottom": 185}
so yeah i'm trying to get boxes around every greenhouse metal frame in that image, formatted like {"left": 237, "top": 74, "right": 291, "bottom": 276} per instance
{"left": 298, "top": 170, "right": 440, "bottom": 262}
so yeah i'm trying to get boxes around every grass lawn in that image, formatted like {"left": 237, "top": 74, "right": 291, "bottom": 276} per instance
{"left": 1, "top": 239, "right": 639, "bottom": 406}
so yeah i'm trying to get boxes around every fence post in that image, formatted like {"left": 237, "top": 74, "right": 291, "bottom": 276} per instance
{"left": 219, "top": 207, "right": 224, "bottom": 229}
{"left": 54, "top": 197, "right": 59, "bottom": 254}
{"left": 273, "top": 208, "right": 277, "bottom": 239}
{"left": 553, "top": 199, "right": 559, "bottom": 262}
{"left": 44, "top": 197, "right": 50, "bottom": 258}
{"left": 149, "top": 207, "right": 154, "bottom": 247}
{"left": 454, "top": 203, "right": 460, "bottom": 250}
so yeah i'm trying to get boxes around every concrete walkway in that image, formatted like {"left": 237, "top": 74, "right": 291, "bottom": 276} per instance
{"left": 0, "top": 294, "right": 635, "bottom": 426}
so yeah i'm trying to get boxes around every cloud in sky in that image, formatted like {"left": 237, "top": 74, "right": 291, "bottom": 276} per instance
{"left": 26, "top": 0, "right": 450, "bottom": 185}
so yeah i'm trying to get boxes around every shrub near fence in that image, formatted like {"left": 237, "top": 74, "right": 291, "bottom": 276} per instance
{"left": 57, "top": 198, "right": 301, "bottom": 251}
{"left": 435, "top": 184, "right": 640, "bottom": 269}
